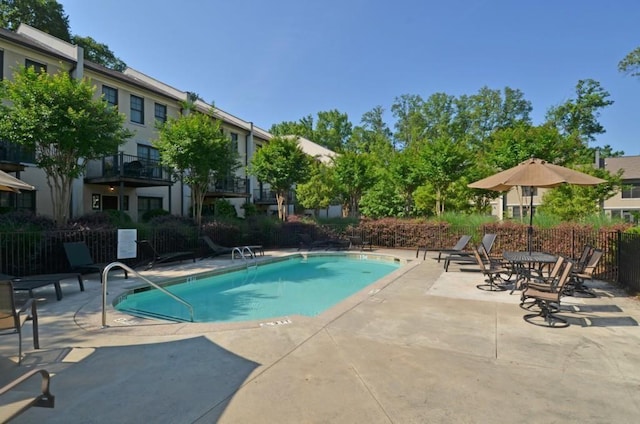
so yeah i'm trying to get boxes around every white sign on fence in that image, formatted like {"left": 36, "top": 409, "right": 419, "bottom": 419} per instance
{"left": 117, "top": 229, "right": 137, "bottom": 259}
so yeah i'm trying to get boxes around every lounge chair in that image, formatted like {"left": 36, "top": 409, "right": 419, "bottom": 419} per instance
{"left": 444, "top": 233, "right": 497, "bottom": 272}
{"left": 0, "top": 368, "right": 55, "bottom": 422}
{"left": 523, "top": 259, "right": 574, "bottom": 327}
{"left": 417, "top": 234, "right": 471, "bottom": 261}
{"left": 135, "top": 240, "right": 196, "bottom": 270}
{"left": 298, "top": 234, "right": 348, "bottom": 250}
{"left": 200, "top": 236, "right": 263, "bottom": 258}
{"left": 348, "top": 236, "right": 372, "bottom": 251}
{"left": 0, "top": 280, "right": 39, "bottom": 364}
{"left": 63, "top": 241, "right": 128, "bottom": 279}
{"left": 0, "top": 272, "right": 84, "bottom": 301}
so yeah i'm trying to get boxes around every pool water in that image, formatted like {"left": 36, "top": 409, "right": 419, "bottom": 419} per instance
{"left": 115, "top": 255, "right": 401, "bottom": 323}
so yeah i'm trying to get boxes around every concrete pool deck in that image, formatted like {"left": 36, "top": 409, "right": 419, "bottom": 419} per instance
{"left": 2, "top": 249, "right": 640, "bottom": 423}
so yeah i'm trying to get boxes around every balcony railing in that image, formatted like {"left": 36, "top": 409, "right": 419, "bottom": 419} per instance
{"left": 0, "top": 140, "right": 36, "bottom": 164}
{"left": 207, "top": 177, "right": 248, "bottom": 195}
{"left": 253, "top": 189, "right": 295, "bottom": 204}
{"left": 85, "top": 152, "right": 173, "bottom": 184}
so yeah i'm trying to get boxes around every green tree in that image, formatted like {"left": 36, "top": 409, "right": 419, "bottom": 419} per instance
{"left": 618, "top": 46, "right": 640, "bottom": 77}
{"left": 154, "top": 104, "right": 239, "bottom": 226}
{"left": 391, "top": 93, "right": 425, "bottom": 149}
{"left": 0, "top": 66, "right": 132, "bottom": 225}
{"left": 537, "top": 167, "right": 623, "bottom": 221}
{"left": 332, "top": 151, "right": 376, "bottom": 218}
{"left": 295, "top": 161, "right": 335, "bottom": 217}
{"left": 313, "top": 109, "right": 352, "bottom": 152}
{"left": 545, "top": 79, "right": 614, "bottom": 147}
{"left": 0, "top": 0, "right": 128, "bottom": 71}
{"left": 0, "top": 0, "right": 70, "bottom": 40}
{"left": 71, "top": 35, "right": 127, "bottom": 71}
{"left": 419, "top": 136, "right": 469, "bottom": 216}
{"left": 249, "top": 136, "right": 311, "bottom": 220}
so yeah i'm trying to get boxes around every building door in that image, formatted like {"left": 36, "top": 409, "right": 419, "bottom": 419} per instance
{"left": 102, "top": 195, "right": 118, "bottom": 210}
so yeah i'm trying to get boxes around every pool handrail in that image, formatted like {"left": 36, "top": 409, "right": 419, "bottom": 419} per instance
{"left": 101, "top": 262, "right": 194, "bottom": 328}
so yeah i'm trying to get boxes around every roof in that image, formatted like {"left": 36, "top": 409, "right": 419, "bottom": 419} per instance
{"left": 604, "top": 156, "right": 640, "bottom": 179}
{"left": 5, "top": 24, "right": 273, "bottom": 138}
{"left": 287, "top": 136, "right": 337, "bottom": 164}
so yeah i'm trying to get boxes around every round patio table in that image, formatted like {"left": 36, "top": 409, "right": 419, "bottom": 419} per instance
{"left": 502, "top": 251, "right": 558, "bottom": 293}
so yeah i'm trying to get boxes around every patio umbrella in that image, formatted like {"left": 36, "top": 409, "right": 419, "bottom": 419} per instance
{"left": 0, "top": 170, "right": 34, "bottom": 193}
{"left": 468, "top": 157, "right": 606, "bottom": 251}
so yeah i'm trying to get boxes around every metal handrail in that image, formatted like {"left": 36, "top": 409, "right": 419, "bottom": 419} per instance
{"left": 101, "top": 262, "right": 194, "bottom": 327}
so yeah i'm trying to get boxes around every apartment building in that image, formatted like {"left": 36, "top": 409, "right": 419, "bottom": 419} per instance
{"left": 1, "top": 24, "right": 309, "bottom": 221}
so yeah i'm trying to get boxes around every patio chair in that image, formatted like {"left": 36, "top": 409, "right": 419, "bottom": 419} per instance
{"left": 0, "top": 368, "right": 55, "bottom": 422}
{"left": 348, "top": 236, "right": 373, "bottom": 251}
{"left": 0, "top": 280, "right": 39, "bottom": 364}
{"left": 444, "top": 233, "right": 497, "bottom": 272}
{"left": 520, "top": 255, "right": 566, "bottom": 309}
{"left": 523, "top": 259, "right": 574, "bottom": 328}
{"left": 135, "top": 240, "right": 196, "bottom": 270}
{"left": 472, "top": 245, "right": 507, "bottom": 291}
{"left": 566, "top": 248, "right": 603, "bottom": 297}
{"left": 1, "top": 272, "right": 84, "bottom": 301}
{"left": 63, "top": 241, "right": 128, "bottom": 280}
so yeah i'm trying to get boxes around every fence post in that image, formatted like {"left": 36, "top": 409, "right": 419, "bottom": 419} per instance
{"left": 616, "top": 230, "right": 621, "bottom": 284}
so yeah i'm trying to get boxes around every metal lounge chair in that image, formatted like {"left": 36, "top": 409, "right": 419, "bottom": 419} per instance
{"left": 444, "top": 233, "right": 497, "bottom": 272}
{"left": 135, "top": 240, "right": 196, "bottom": 270}
{"left": 522, "top": 259, "right": 574, "bottom": 328}
{"left": 0, "top": 272, "right": 84, "bottom": 301}
{"left": 0, "top": 280, "right": 39, "bottom": 364}
{"left": 348, "top": 236, "right": 373, "bottom": 251}
{"left": 63, "top": 241, "right": 128, "bottom": 279}
{"left": 200, "top": 236, "right": 264, "bottom": 258}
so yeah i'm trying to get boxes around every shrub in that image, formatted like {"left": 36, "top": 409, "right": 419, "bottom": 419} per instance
{"left": 141, "top": 208, "right": 170, "bottom": 222}
{"left": 0, "top": 210, "right": 55, "bottom": 231}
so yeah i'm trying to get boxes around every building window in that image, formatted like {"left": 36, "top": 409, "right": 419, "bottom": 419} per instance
{"left": 154, "top": 103, "right": 167, "bottom": 123}
{"left": 137, "top": 144, "right": 161, "bottom": 178}
{"left": 0, "top": 190, "right": 36, "bottom": 212}
{"left": 511, "top": 206, "right": 535, "bottom": 219}
{"left": 102, "top": 85, "right": 118, "bottom": 107}
{"left": 230, "top": 132, "right": 238, "bottom": 152}
{"left": 0, "top": 49, "right": 4, "bottom": 80}
{"left": 25, "top": 59, "right": 47, "bottom": 73}
{"left": 522, "top": 187, "right": 538, "bottom": 197}
{"left": 621, "top": 183, "right": 640, "bottom": 199}
{"left": 130, "top": 94, "right": 144, "bottom": 124}
{"left": 138, "top": 196, "right": 163, "bottom": 217}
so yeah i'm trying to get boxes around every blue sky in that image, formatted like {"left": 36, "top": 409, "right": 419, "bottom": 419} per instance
{"left": 59, "top": 0, "right": 640, "bottom": 155}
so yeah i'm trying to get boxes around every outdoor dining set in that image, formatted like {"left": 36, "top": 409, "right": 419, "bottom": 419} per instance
{"left": 424, "top": 234, "right": 604, "bottom": 328}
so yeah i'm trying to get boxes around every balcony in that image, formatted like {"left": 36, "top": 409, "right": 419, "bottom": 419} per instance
{"left": 84, "top": 153, "right": 173, "bottom": 188}
{"left": 205, "top": 177, "right": 249, "bottom": 198}
{"left": 253, "top": 189, "right": 295, "bottom": 205}
{"left": 0, "top": 140, "right": 36, "bottom": 172}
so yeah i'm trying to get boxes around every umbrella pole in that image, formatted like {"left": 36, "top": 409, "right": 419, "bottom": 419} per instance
{"left": 528, "top": 186, "right": 534, "bottom": 253}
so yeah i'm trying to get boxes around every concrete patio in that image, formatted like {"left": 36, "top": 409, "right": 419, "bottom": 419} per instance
{"left": 2, "top": 249, "right": 640, "bottom": 423}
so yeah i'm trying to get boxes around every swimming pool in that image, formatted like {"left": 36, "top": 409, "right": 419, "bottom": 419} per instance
{"left": 114, "top": 254, "right": 402, "bottom": 323}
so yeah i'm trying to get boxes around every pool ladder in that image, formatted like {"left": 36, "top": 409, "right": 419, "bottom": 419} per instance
{"left": 232, "top": 246, "right": 258, "bottom": 269}
{"left": 100, "top": 262, "right": 194, "bottom": 328}
{"left": 232, "top": 246, "right": 258, "bottom": 286}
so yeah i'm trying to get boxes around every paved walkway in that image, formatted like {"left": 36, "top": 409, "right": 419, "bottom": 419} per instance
{"left": 2, "top": 249, "right": 640, "bottom": 423}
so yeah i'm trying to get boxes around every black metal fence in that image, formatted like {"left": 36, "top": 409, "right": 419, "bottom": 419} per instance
{"left": 1, "top": 225, "right": 639, "bottom": 293}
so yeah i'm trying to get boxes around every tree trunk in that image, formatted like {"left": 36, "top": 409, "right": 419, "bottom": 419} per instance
{"left": 276, "top": 191, "right": 286, "bottom": 221}
{"left": 45, "top": 173, "right": 72, "bottom": 227}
